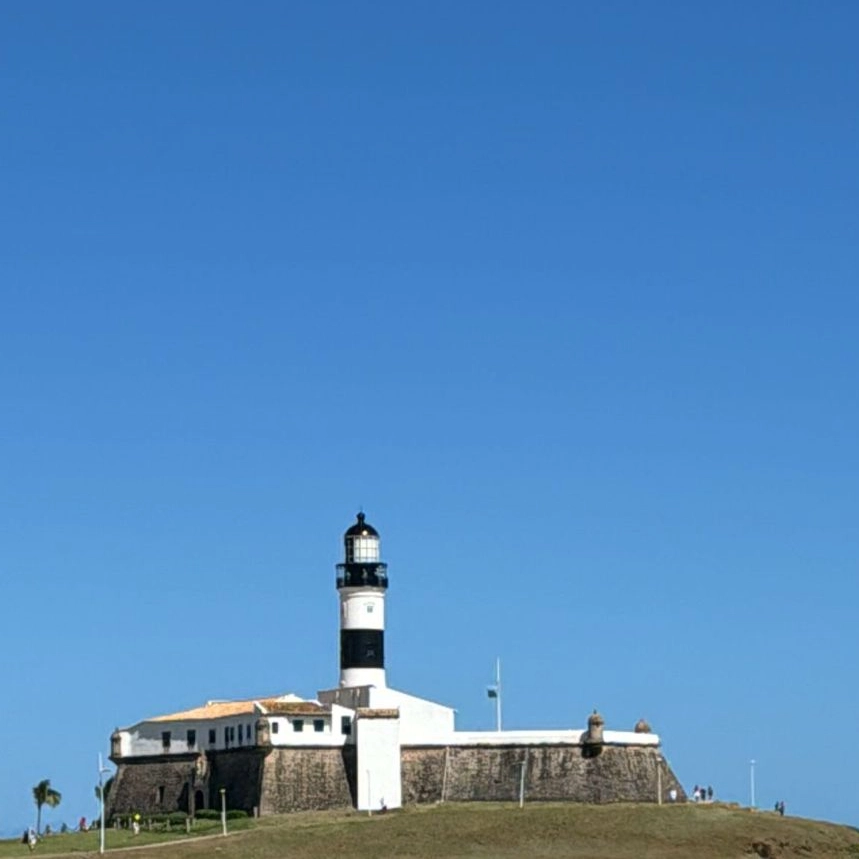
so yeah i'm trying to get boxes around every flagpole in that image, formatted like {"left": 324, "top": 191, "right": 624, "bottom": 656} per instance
{"left": 487, "top": 657, "right": 502, "bottom": 731}
{"left": 495, "top": 657, "right": 502, "bottom": 732}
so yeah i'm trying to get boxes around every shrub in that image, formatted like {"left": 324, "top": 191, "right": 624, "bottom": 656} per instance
{"left": 193, "top": 808, "right": 248, "bottom": 821}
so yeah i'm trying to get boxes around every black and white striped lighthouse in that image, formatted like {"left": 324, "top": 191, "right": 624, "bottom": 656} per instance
{"left": 336, "top": 512, "right": 389, "bottom": 688}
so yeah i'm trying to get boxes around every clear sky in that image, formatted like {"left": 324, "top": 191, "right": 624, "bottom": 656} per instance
{"left": 2, "top": 0, "right": 858, "bottom": 834}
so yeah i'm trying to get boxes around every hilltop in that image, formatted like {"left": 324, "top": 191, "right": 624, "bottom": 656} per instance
{"left": 3, "top": 802, "right": 858, "bottom": 859}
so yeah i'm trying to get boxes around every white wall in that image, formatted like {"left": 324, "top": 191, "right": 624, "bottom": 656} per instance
{"left": 318, "top": 685, "right": 371, "bottom": 710}
{"left": 119, "top": 703, "right": 367, "bottom": 757}
{"left": 368, "top": 687, "right": 456, "bottom": 744}
{"left": 268, "top": 706, "right": 353, "bottom": 747}
{"left": 121, "top": 715, "right": 261, "bottom": 757}
{"left": 355, "top": 716, "right": 401, "bottom": 811}
{"left": 413, "top": 728, "right": 660, "bottom": 747}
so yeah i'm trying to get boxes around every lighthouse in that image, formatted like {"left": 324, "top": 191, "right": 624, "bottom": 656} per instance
{"left": 336, "top": 512, "right": 389, "bottom": 688}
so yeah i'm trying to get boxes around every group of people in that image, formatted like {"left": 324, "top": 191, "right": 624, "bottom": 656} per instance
{"left": 774, "top": 800, "right": 786, "bottom": 816}
{"left": 21, "top": 817, "right": 92, "bottom": 850}
{"left": 692, "top": 784, "right": 714, "bottom": 802}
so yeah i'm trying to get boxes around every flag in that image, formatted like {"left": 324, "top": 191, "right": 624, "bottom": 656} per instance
{"left": 487, "top": 687, "right": 498, "bottom": 699}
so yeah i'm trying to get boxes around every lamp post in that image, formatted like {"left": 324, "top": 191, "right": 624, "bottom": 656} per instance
{"left": 750, "top": 759, "right": 756, "bottom": 809}
{"left": 97, "top": 754, "right": 110, "bottom": 855}
{"left": 220, "top": 788, "right": 227, "bottom": 836}
{"left": 656, "top": 755, "right": 663, "bottom": 806}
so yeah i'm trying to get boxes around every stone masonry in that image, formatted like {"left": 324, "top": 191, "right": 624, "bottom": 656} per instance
{"left": 402, "top": 744, "right": 685, "bottom": 805}
{"left": 108, "top": 755, "right": 199, "bottom": 817}
{"left": 110, "top": 742, "right": 683, "bottom": 819}
{"left": 259, "top": 747, "right": 355, "bottom": 814}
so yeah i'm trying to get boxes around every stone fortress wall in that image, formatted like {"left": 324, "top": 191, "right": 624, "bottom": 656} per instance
{"left": 402, "top": 744, "right": 684, "bottom": 805}
{"left": 109, "top": 740, "right": 685, "bottom": 817}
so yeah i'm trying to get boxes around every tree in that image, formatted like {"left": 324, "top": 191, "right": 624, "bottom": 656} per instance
{"left": 33, "top": 779, "right": 62, "bottom": 835}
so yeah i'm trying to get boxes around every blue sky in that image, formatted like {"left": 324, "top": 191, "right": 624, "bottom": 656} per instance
{"left": 2, "top": 0, "right": 858, "bottom": 833}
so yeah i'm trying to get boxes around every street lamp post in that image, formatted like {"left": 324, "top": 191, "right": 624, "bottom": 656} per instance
{"left": 750, "top": 759, "right": 756, "bottom": 809}
{"left": 220, "top": 788, "right": 227, "bottom": 836}
{"left": 98, "top": 754, "right": 110, "bottom": 855}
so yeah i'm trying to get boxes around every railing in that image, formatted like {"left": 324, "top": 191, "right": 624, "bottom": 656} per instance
{"left": 336, "top": 562, "right": 388, "bottom": 588}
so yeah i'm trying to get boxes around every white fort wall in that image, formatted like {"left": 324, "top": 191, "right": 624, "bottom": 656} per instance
{"left": 117, "top": 703, "right": 358, "bottom": 757}
{"left": 118, "top": 716, "right": 259, "bottom": 757}
{"left": 433, "top": 729, "right": 660, "bottom": 747}
{"left": 318, "top": 686, "right": 455, "bottom": 744}
{"left": 355, "top": 714, "right": 402, "bottom": 811}
{"left": 269, "top": 705, "right": 354, "bottom": 747}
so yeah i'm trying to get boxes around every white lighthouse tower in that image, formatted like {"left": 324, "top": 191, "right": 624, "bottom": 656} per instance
{"left": 336, "top": 512, "right": 388, "bottom": 688}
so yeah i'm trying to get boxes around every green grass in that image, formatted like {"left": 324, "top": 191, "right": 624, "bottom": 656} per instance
{"left": 2, "top": 803, "right": 857, "bottom": 859}
{"left": 0, "top": 818, "right": 251, "bottom": 857}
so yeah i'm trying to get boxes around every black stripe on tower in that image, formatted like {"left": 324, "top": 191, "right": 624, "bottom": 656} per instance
{"left": 340, "top": 629, "right": 384, "bottom": 669}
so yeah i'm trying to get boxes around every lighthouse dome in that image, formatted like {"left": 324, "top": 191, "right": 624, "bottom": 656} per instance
{"left": 342, "top": 512, "right": 382, "bottom": 566}
{"left": 344, "top": 512, "right": 379, "bottom": 538}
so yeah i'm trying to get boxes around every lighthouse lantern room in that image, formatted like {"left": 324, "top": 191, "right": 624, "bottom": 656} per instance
{"left": 336, "top": 512, "right": 389, "bottom": 688}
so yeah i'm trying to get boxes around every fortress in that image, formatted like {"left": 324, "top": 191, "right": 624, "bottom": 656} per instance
{"left": 107, "top": 514, "right": 685, "bottom": 817}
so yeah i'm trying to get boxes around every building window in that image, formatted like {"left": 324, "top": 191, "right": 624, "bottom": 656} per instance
{"left": 187, "top": 729, "right": 196, "bottom": 749}
{"left": 272, "top": 721, "right": 279, "bottom": 734}
{"left": 157, "top": 786, "right": 165, "bottom": 804}
{"left": 238, "top": 724, "right": 243, "bottom": 744}
{"left": 341, "top": 716, "right": 352, "bottom": 736}
{"left": 313, "top": 719, "right": 325, "bottom": 733}
{"left": 161, "top": 731, "right": 171, "bottom": 751}
{"left": 208, "top": 729, "right": 216, "bottom": 746}
{"left": 224, "top": 726, "right": 230, "bottom": 748}
{"left": 293, "top": 719, "right": 304, "bottom": 733}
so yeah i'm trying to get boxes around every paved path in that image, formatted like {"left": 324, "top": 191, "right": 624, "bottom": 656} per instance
{"left": 25, "top": 830, "right": 246, "bottom": 859}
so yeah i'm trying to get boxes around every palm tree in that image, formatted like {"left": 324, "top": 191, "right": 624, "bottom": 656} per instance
{"left": 33, "top": 779, "right": 62, "bottom": 835}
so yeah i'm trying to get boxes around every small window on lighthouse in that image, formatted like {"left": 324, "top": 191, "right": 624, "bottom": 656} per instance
{"left": 366, "top": 603, "right": 374, "bottom": 614}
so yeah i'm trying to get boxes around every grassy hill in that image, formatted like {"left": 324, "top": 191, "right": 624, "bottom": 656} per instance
{"left": 4, "top": 803, "right": 859, "bottom": 859}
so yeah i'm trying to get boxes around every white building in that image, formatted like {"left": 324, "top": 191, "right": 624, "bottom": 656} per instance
{"left": 111, "top": 514, "right": 670, "bottom": 814}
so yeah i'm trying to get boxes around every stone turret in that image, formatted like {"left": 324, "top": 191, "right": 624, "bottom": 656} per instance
{"left": 634, "top": 718, "right": 652, "bottom": 733}
{"left": 110, "top": 729, "right": 122, "bottom": 761}
{"left": 583, "top": 710, "right": 605, "bottom": 756}
{"left": 256, "top": 717, "right": 272, "bottom": 747}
